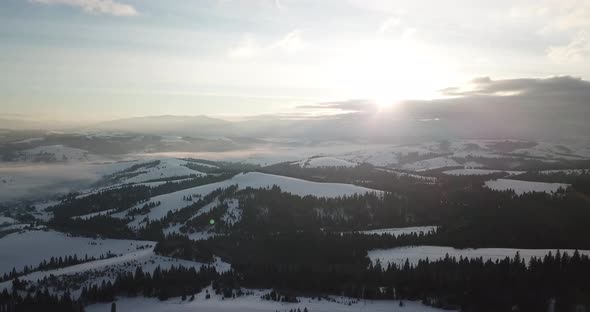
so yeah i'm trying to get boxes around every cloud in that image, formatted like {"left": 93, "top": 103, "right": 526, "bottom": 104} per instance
{"left": 509, "top": 1, "right": 590, "bottom": 31}
{"left": 508, "top": 1, "right": 590, "bottom": 63}
{"left": 271, "top": 30, "right": 306, "bottom": 54}
{"left": 547, "top": 30, "right": 590, "bottom": 63}
{"left": 227, "top": 34, "right": 261, "bottom": 59}
{"left": 378, "top": 16, "right": 401, "bottom": 34}
{"left": 297, "top": 99, "right": 377, "bottom": 113}
{"left": 227, "top": 30, "right": 306, "bottom": 59}
{"left": 29, "top": 0, "right": 138, "bottom": 16}
{"left": 0, "top": 163, "right": 103, "bottom": 203}
{"left": 401, "top": 76, "right": 590, "bottom": 140}
{"left": 441, "top": 76, "right": 590, "bottom": 98}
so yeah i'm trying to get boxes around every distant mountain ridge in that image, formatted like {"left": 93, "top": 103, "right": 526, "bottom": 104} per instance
{"left": 93, "top": 115, "right": 232, "bottom": 135}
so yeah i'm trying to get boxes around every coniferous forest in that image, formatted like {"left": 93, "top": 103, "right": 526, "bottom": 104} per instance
{"left": 4, "top": 162, "right": 590, "bottom": 312}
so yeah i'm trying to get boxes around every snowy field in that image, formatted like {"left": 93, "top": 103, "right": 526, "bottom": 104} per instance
{"left": 0, "top": 229, "right": 155, "bottom": 275}
{"left": 442, "top": 169, "right": 524, "bottom": 176}
{"left": 117, "top": 172, "right": 384, "bottom": 228}
{"left": 401, "top": 157, "right": 460, "bottom": 172}
{"left": 484, "top": 179, "right": 570, "bottom": 195}
{"left": 87, "top": 287, "right": 451, "bottom": 312}
{"left": 368, "top": 246, "right": 590, "bottom": 266}
{"left": 354, "top": 226, "right": 438, "bottom": 237}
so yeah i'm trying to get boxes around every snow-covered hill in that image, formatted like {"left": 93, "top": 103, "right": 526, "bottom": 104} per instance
{"left": 402, "top": 157, "right": 461, "bottom": 172}
{"left": 20, "top": 145, "right": 92, "bottom": 162}
{"left": 0, "top": 229, "right": 155, "bottom": 275}
{"left": 116, "top": 172, "right": 384, "bottom": 228}
{"left": 119, "top": 158, "right": 206, "bottom": 184}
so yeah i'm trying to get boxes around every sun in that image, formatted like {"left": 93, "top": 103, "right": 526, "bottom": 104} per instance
{"left": 374, "top": 95, "right": 399, "bottom": 112}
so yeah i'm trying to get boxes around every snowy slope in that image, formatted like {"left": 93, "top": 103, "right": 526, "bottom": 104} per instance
{"left": 221, "top": 199, "right": 242, "bottom": 226}
{"left": 402, "top": 157, "right": 460, "bottom": 172}
{"left": 122, "top": 158, "right": 206, "bottom": 184}
{"left": 72, "top": 209, "right": 118, "bottom": 220}
{"left": 484, "top": 179, "right": 569, "bottom": 195}
{"left": 368, "top": 246, "right": 590, "bottom": 267}
{"left": 229, "top": 173, "right": 383, "bottom": 198}
{"left": 0, "top": 229, "right": 155, "bottom": 275}
{"left": 0, "top": 250, "right": 229, "bottom": 290}
{"left": 87, "top": 290, "right": 452, "bottom": 312}
{"left": 337, "top": 145, "right": 434, "bottom": 167}
{"left": 118, "top": 172, "right": 384, "bottom": 228}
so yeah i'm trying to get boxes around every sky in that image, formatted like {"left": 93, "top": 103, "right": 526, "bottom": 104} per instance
{"left": 0, "top": 0, "right": 589, "bottom": 122}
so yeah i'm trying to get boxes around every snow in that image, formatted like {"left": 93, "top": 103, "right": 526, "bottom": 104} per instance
{"left": 0, "top": 224, "right": 32, "bottom": 232}
{"left": 188, "top": 230, "right": 222, "bottom": 241}
{"left": 452, "top": 150, "right": 505, "bottom": 159}
{"left": 0, "top": 161, "right": 152, "bottom": 203}
{"left": 511, "top": 142, "right": 588, "bottom": 160}
{"left": 1, "top": 251, "right": 229, "bottom": 287}
{"left": 484, "top": 179, "right": 570, "bottom": 195}
{"left": 192, "top": 199, "right": 223, "bottom": 219}
{"left": 337, "top": 145, "right": 433, "bottom": 167}
{"left": 0, "top": 216, "right": 17, "bottom": 225}
{"left": 538, "top": 169, "right": 589, "bottom": 175}
{"left": 401, "top": 157, "right": 461, "bottom": 172}
{"left": 0, "top": 248, "right": 230, "bottom": 295}
{"left": 375, "top": 168, "right": 437, "bottom": 183}
{"left": 368, "top": 246, "right": 590, "bottom": 267}
{"left": 72, "top": 209, "right": 118, "bottom": 220}
{"left": 162, "top": 198, "right": 240, "bottom": 239}
{"left": 120, "top": 172, "right": 384, "bottom": 228}
{"left": 230, "top": 173, "right": 382, "bottom": 198}
{"left": 221, "top": 199, "right": 242, "bottom": 226}
{"left": 511, "top": 148, "right": 583, "bottom": 160}
{"left": 443, "top": 169, "right": 524, "bottom": 176}
{"left": 11, "top": 137, "right": 44, "bottom": 144}
{"left": 161, "top": 136, "right": 188, "bottom": 143}
{"left": 21, "top": 145, "right": 90, "bottom": 162}
{"left": 0, "top": 229, "right": 156, "bottom": 275}
{"left": 184, "top": 160, "right": 219, "bottom": 168}
{"left": 355, "top": 226, "right": 438, "bottom": 237}
{"left": 122, "top": 158, "right": 206, "bottom": 184}
{"left": 86, "top": 289, "right": 451, "bottom": 312}
{"left": 461, "top": 161, "right": 485, "bottom": 168}
{"left": 293, "top": 157, "right": 358, "bottom": 168}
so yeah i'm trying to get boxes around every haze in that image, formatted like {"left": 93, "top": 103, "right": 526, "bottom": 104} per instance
{"left": 1, "top": 0, "right": 589, "bottom": 124}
